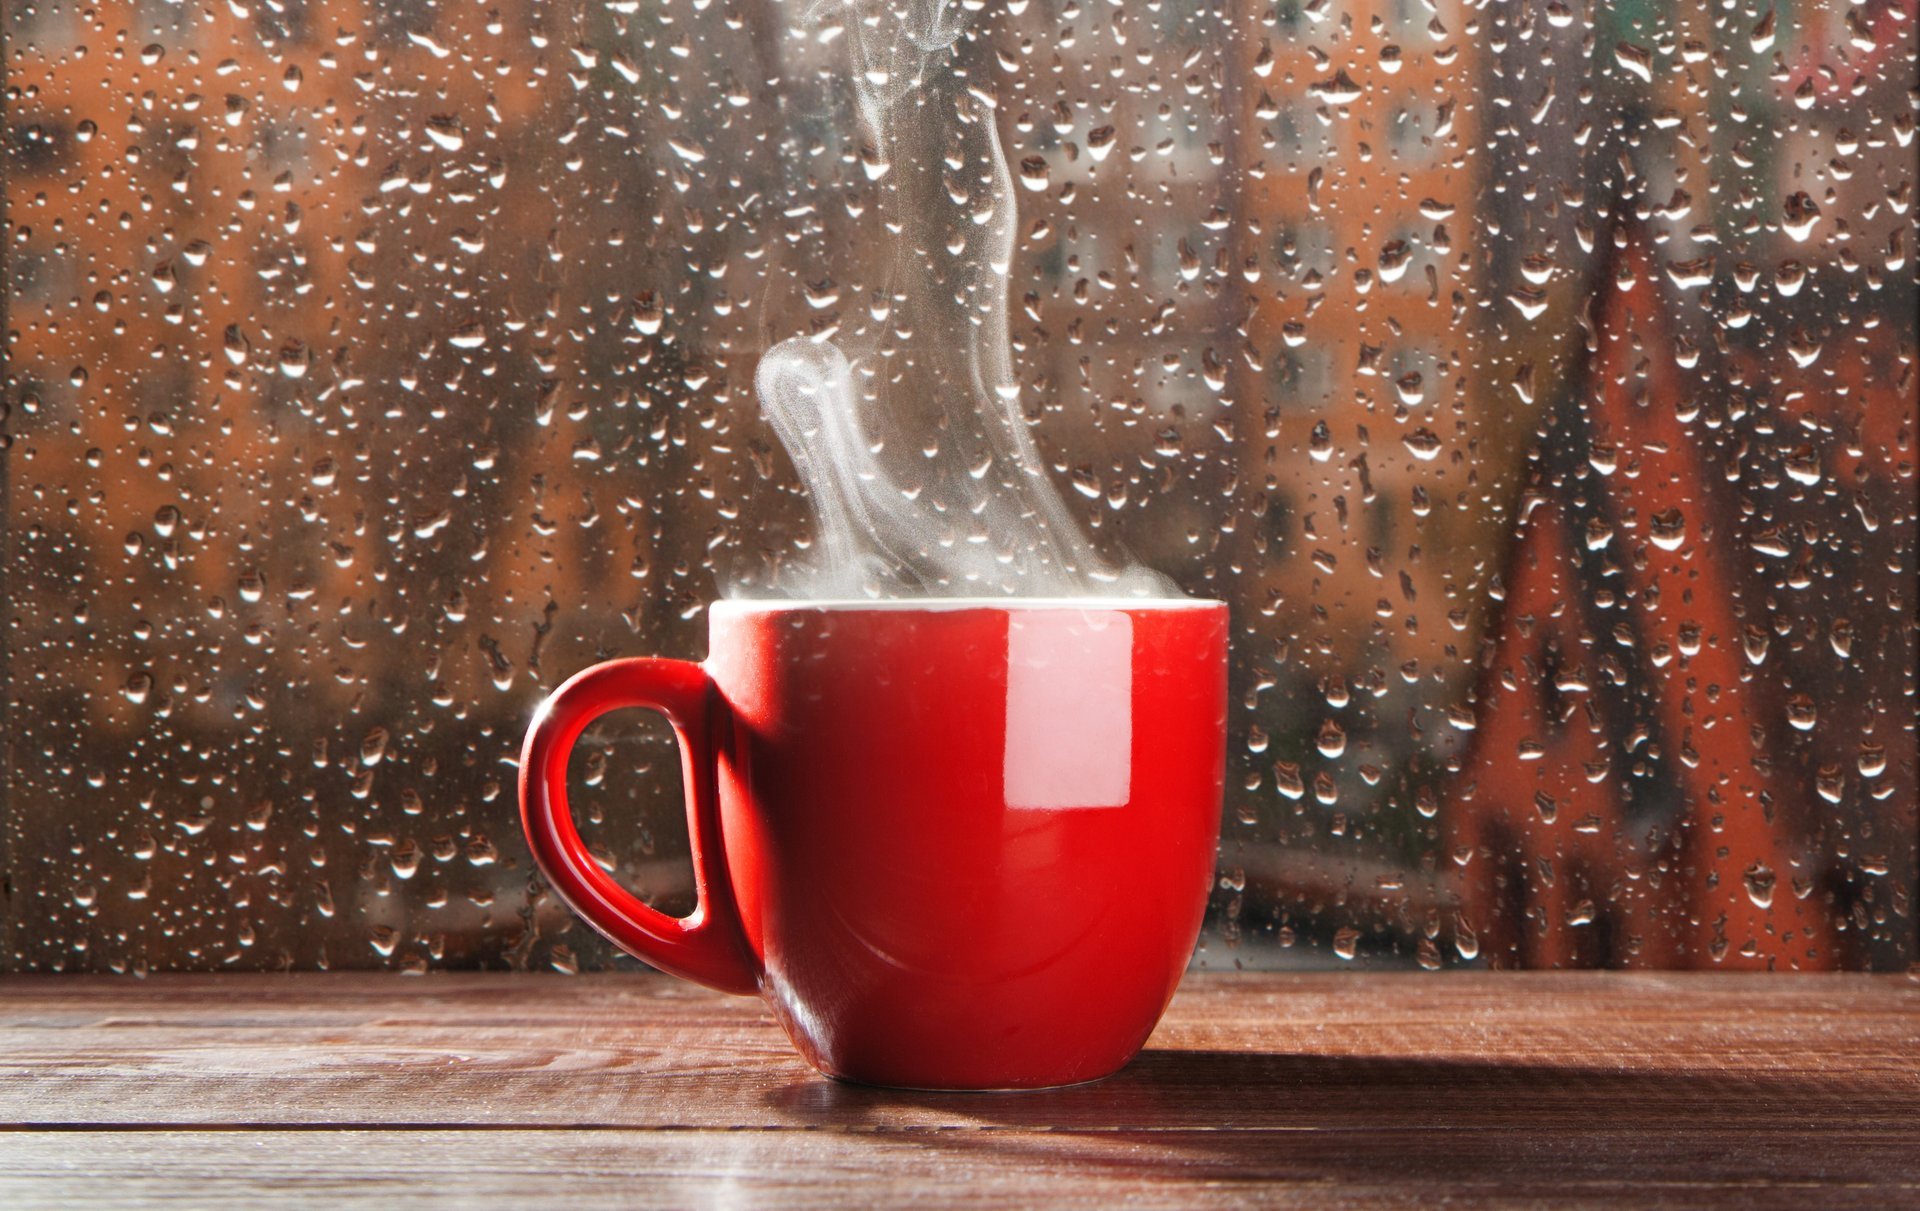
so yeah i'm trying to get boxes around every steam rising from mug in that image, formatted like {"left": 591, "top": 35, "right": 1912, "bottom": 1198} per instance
{"left": 751, "top": 0, "right": 1172, "bottom": 600}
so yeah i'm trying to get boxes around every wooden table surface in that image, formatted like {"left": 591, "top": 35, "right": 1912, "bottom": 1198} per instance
{"left": 1, "top": 971, "right": 1915, "bottom": 1208}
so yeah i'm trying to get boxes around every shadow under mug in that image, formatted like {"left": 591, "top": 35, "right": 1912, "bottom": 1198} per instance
{"left": 520, "top": 597, "right": 1228, "bottom": 1090}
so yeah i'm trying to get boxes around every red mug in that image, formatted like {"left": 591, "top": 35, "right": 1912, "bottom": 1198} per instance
{"left": 520, "top": 598, "right": 1227, "bottom": 1089}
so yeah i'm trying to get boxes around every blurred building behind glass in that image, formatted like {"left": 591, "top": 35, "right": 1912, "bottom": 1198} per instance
{"left": 3, "top": 0, "right": 1914, "bottom": 972}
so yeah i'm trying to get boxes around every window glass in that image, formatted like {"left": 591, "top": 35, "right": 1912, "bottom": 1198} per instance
{"left": 4, "top": 0, "right": 1914, "bottom": 972}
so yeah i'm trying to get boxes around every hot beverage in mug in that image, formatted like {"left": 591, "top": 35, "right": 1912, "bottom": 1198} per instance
{"left": 520, "top": 597, "right": 1227, "bottom": 1090}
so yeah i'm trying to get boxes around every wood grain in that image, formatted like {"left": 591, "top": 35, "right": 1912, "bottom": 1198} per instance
{"left": 2, "top": 972, "right": 1916, "bottom": 1207}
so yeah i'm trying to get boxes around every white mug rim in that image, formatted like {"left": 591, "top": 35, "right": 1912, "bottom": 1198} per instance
{"left": 710, "top": 596, "right": 1221, "bottom": 613}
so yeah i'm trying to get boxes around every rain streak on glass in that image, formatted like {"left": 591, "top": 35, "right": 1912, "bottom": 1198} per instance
{"left": 1, "top": 0, "right": 1914, "bottom": 974}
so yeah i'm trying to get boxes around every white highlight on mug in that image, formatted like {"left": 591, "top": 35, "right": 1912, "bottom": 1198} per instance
{"left": 1003, "top": 610, "right": 1133, "bottom": 810}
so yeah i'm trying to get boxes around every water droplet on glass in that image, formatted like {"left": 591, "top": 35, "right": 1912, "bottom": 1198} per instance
{"left": 1648, "top": 508, "right": 1687, "bottom": 551}
{"left": 425, "top": 115, "right": 465, "bottom": 151}
{"left": 1614, "top": 42, "right": 1653, "bottom": 82}
{"left": 1781, "top": 192, "right": 1822, "bottom": 242}
{"left": 1403, "top": 428, "right": 1442, "bottom": 461}
{"left": 1311, "top": 71, "right": 1365, "bottom": 104}
{"left": 1785, "top": 695, "right": 1818, "bottom": 732}
{"left": 1315, "top": 719, "right": 1347, "bottom": 759}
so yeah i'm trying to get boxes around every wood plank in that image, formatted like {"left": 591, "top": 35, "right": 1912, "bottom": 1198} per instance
{"left": 2, "top": 1126, "right": 1916, "bottom": 1211}
{"left": 1, "top": 972, "right": 1915, "bottom": 1207}
{"left": 2, "top": 973, "right": 1914, "bottom": 1130}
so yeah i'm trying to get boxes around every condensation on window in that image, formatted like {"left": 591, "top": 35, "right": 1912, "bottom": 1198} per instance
{"left": 2, "top": 0, "right": 1914, "bottom": 973}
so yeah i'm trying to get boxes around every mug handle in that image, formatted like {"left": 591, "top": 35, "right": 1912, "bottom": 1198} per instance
{"left": 519, "top": 657, "right": 759, "bottom": 995}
